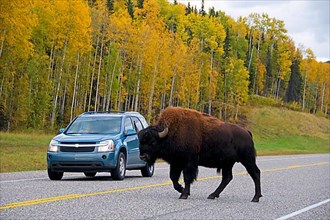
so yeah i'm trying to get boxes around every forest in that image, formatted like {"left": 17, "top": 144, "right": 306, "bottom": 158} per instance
{"left": 0, "top": 0, "right": 329, "bottom": 131}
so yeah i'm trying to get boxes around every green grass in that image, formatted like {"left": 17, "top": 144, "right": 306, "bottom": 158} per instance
{"left": 255, "top": 135, "right": 329, "bottom": 155}
{"left": 0, "top": 132, "right": 53, "bottom": 172}
{"left": 247, "top": 106, "right": 329, "bottom": 155}
{"left": 0, "top": 106, "right": 329, "bottom": 172}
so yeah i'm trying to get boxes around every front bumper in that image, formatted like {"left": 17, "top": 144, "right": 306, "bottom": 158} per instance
{"left": 47, "top": 152, "right": 116, "bottom": 172}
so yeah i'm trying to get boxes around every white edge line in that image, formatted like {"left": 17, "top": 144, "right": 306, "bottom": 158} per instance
{"left": 0, "top": 177, "right": 48, "bottom": 183}
{"left": 258, "top": 154, "right": 329, "bottom": 162}
{"left": 0, "top": 168, "right": 171, "bottom": 183}
{"left": 0, "top": 174, "right": 82, "bottom": 183}
{"left": 276, "top": 199, "right": 330, "bottom": 220}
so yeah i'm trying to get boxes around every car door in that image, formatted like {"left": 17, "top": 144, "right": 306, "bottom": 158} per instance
{"left": 123, "top": 117, "right": 140, "bottom": 166}
{"left": 130, "top": 116, "right": 146, "bottom": 165}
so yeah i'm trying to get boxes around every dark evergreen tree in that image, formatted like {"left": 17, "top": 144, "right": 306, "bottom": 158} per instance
{"left": 285, "top": 56, "right": 303, "bottom": 102}
{"left": 199, "top": 0, "right": 206, "bottom": 16}
{"left": 193, "top": 6, "right": 198, "bottom": 15}
{"left": 185, "top": 2, "right": 191, "bottom": 15}
{"left": 126, "top": 0, "right": 134, "bottom": 19}
{"left": 0, "top": 103, "right": 8, "bottom": 131}
{"left": 223, "top": 28, "right": 232, "bottom": 59}
{"left": 137, "top": 0, "right": 144, "bottom": 9}
{"left": 209, "top": 7, "right": 215, "bottom": 17}
{"left": 264, "top": 47, "right": 273, "bottom": 96}
{"left": 106, "top": 0, "right": 114, "bottom": 12}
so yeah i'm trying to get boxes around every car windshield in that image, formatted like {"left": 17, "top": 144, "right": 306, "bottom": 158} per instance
{"left": 65, "top": 117, "right": 122, "bottom": 134}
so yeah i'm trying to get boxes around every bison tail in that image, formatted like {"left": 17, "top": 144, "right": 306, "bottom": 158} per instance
{"left": 248, "top": 130, "right": 257, "bottom": 156}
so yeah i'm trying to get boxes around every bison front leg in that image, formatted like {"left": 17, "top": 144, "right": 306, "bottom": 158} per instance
{"left": 170, "top": 164, "right": 184, "bottom": 194}
{"left": 179, "top": 161, "right": 198, "bottom": 199}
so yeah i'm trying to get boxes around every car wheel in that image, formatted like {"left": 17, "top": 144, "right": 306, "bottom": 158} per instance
{"left": 84, "top": 172, "right": 97, "bottom": 177}
{"left": 141, "top": 163, "right": 154, "bottom": 177}
{"left": 48, "top": 168, "right": 63, "bottom": 180}
{"left": 111, "top": 152, "right": 126, "bottom": 180}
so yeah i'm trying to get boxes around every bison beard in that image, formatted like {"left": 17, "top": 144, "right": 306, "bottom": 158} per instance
{"left": 138, "top": 106, "right": 262, "bottom": 202}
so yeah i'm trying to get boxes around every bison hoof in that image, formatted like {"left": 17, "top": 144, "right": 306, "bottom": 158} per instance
{"left": 179, "top": 193, "right": 189, "bottom": 199}
{"left": 251, "top": 194, "right": 263, "bottom": 202}
{"left": 175, "top": 186, "right": 184, "bottom": 193}
{"left": 207, "top": 194, "right": 219, "bottom": 199}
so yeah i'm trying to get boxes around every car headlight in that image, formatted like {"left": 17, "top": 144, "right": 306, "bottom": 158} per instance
{"left": 98, "top": 140, "right": 114, "bottom": 152}
{"left": 48, "top": 140, "right": 59, "bottom": 152}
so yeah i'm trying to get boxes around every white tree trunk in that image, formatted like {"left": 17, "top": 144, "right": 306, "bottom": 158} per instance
{"left": 320, "top": 82, "right": 325, "bottom": 114}
{"left": 83, "top": 41, "right": 94, "bottom": 111}
{"left": 88, "top": 35, "right": 100, "bottom": 111}
{"left": 48, "top": 40, "right": 56, "bottom": 80}
{"left": 106, "top": 51, "right": 120, "bottom": 111}
{"left": 95, "top": 35, "right": 104, "bottom": 112}
{"left": 134, "top": 59, "right": 142, "bottom": 112}
{"left": 51, "top": 36, "right": 68, "bottom": 128}
{"left": 70, "top": 52, "right": 80, "bottom": 121}
{"left": 169, "top": 67, "right": 176, "bottom": 106}
{"left": 208, "top": 51, "right": 214, "bottom": 115}
{"left": 0, "top": 30, "right": 6, "bottom": 58}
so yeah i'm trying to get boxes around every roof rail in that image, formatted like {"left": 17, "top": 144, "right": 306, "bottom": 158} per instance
{"left": 82, "top": 111, "right": 125, "bottom": 115}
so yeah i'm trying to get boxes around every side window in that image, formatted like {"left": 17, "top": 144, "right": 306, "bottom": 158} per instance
{"left": 131, "top": 117, "right": 143, "bottom": 131}
{"left": 124, "top": 117, "right": 134, "bottom": 132}
{"left": 138, "top": 117, "right": 148, "bottom": 128}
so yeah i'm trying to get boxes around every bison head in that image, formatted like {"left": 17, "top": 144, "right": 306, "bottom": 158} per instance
{"left": 138, "top": 126, "right": 168, "bottom": 165}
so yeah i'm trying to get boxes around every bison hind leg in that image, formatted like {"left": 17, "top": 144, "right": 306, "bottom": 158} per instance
{"left": 207, "top": 163, "right": 234, "bottom": 199}
{"left": 241, "top": 161, "right": 262, "bottom": 202}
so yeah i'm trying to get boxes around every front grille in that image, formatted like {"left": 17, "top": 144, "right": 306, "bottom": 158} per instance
{"left": 60, "top": 146, "right": 95, "bottom": 152}
{"left": 59, "top": 142, "right": 97, "bottom": 152}
{"left": 50, "top": 161, "right": 105, "bottom": 171}
{"left": 61, "top": 142, "right": 97, "bottom": 145}
{"left": 54, "top": 162, "right": 103, "bottom": 167}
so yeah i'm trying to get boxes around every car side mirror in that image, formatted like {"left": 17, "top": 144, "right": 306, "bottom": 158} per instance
{"left": 58, "top": 128, "right": 65, "bottom": 134}
{"left": 125, "top": 129, "right": 136, "bottom": 136}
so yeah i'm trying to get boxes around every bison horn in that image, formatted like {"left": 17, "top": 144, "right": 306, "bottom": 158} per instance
{"left": 158, "top": 127, "right": 168, "bottom": 138}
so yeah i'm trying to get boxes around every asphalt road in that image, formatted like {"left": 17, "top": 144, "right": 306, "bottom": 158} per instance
{"left": 0, "top": 154, "right": 329, "bottom": 219}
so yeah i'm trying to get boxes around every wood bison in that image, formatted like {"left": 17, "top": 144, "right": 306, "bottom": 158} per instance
{"left": 138, "top": 106, "right": 262, "bottom": 202}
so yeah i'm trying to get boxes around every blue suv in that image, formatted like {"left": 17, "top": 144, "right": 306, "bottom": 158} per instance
{"left": 47, "top": 111, "right": 154, "bottom": 180}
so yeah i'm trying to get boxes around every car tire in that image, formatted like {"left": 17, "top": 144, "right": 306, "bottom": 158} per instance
{"left": 111, "top": 152, "right": 126, "bottom": 180}
{"left": 48, "top": 168, "right": 63, "bottom": 180}
{"left": 141, "top": 163, "right": 154, "bottom": 177}
{"left": 84, "top": 172, "right": 97, "bottom": 177}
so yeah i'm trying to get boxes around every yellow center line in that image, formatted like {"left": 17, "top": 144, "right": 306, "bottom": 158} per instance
{"left": 1, "top": 161, "right": 329, "bottom": 210}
